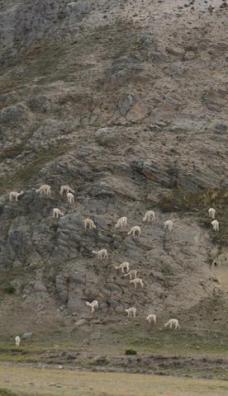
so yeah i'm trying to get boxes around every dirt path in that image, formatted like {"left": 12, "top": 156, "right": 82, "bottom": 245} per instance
{"left": 1, "top": 364, "right": 228, "bottom": 396}
{"left": 1, "top": 350, "right": 228, "bottom": 380}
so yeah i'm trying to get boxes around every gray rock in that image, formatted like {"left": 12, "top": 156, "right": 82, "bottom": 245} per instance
{"left": 27, "top": 95, "right": 51, "bottom": 113}
{"left": 21, "top": 332, "right": 33, "bottom": 340}
{"left": 118, "top": 95, "right": 135, "bottom": 116}
{"left": 184, "top": 51, "right": 196, "bottom": 61}
{"left": 95, "top": 127, "right": 118, "bottom": 147}
{"left": 166, "top": 46, "right": 185, "bottom": 57}
{"left": 0, "top": 103, "right": 30, "bottom": 126}
{"left": 75, "top": 319, "right": 87, "bottom": 327}
{"left": 66, "top": 0, "right": 91, "bottom": 16}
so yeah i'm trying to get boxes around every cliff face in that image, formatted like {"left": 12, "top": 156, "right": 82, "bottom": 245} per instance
{"left": 0, "top": 0, "right": 228, "bottom": 337}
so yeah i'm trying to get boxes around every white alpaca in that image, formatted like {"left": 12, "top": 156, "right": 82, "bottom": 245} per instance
{"left": 66, "top": 192, "right": 74, "bottom": 204}
{"left": 164, "top": 318, "right": 180, "bottom": 329}
{"left": 164, "top": 220, "right": 174, "bottom": 232}
{"left": 9, "top": 191, "right": 24, "bottom": 202}
{"left": 15, "top": 336, "right": 21, "bottom": 347}
{"left": 124, "top": 270, "right": 138, "bottom": 280}
{"left": 84, "top": 218, "right": 96, "bottom": 231}
{"left": 115, "top": 217, "right": 128, "bottom": 229}
{"left": 208, "top": 208, "right": 216, "bottom": 219}
{"left": 125, "top": 307, "right": 137, "bottom": 318}
{"left": 52, "top": 208, "right": 64, "bottom": 218}
{"left": 92, "top": 249, "right": 108, "bottom": 260}
{"left": 211, "top": 219, "right": 219, "bottom": 231}
{"left": 60, "top": 185, "right": 75, "bottom": 196}
{"left": 130, "top": 277, "right": 144, "bottom": 288}
{"left": 146, "top": 314, "right": 157, "bottom": 325}
{"left": 128, "top": 226, "right": 141, "bottom": 238}
{"left": 143, "top": 210, "right": 155, "bottom": 223}
{"left": 36, "top": 184, "right": 51, "bottom": 197}
{"left": 114, "top": 261, "right": 130, "bottom": 273}
{"left": 86, "top": 300, "right": 99, "bottom": 313}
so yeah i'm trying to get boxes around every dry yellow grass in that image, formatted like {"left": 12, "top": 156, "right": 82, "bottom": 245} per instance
{"left": 0, "top": 364, "right": 228, "bottom": 396}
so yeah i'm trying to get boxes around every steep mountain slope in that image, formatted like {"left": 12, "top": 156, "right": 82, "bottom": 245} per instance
{"left": 0, "top": 0, "right": 228, "bottom": 338}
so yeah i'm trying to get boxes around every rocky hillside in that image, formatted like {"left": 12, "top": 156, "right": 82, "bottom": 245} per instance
{"left": 0, "top": 0, "right": 228, "bottom": 338}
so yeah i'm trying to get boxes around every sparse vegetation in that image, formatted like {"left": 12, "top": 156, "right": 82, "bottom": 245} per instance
{"left": 0, "top": 145, "right": 69, "bottom": 193}
{"left": 159, "top": 188, "right": 228, "bottom": 245}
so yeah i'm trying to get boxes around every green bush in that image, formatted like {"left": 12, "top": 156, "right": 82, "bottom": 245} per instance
{"left": 3, "top": 286, "right": 16, "bottom": 295}
{"left": 125, "top": 349, "right": 137, "bottom": 355}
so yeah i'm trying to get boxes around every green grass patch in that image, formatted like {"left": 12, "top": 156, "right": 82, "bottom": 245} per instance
{"left": 113, "top": 323, "right": 228, "bottom": 357}
{"left": 0, "top": 389, "right": 18, "bottom": 396}
{"left": 0, "top": 388, "right": 36, "bottom": 396}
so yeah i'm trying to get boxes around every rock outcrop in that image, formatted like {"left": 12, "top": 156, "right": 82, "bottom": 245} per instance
{"left": 0, "top": 0, "right": 227, "bottom": 337}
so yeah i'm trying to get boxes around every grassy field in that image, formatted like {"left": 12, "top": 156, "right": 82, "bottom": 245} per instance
{"left": 1, "top": 326, "right": 228, "bottom": 361}
{"left": 1, "top": 365, "right": 228, "bottom": 396}
{"left": 0, "top": 330, "right": 227, "bottom": 382}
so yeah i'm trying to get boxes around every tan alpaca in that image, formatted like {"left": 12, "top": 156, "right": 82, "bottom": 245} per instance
{"left": 125, "top": 307, "right": 137, "bottom": 318}
{"left": 143, "top": 210, "right": 155, "bottom": 223}
{"left": 36, "top": 184, "right": 51, "bottom": 197}
{"left": 128, "top": 226, "right": 141, "bottom": 238}
{"left": 84, "top": 218, "right": 96, "bottom": 231}
{"left": 9, "top": 191, "right": 24, "bottom": 202}
{"left": 92, "top": 249, "right": 108, "bottom": 260}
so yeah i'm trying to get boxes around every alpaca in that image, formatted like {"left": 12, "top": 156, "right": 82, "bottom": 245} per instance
{"left": 84, "top": 218, "right": 96, "bottom": 231}
{"left": 128, "top": 226, "right": 141, "bottom": 238}
{"left": 60, "top": 185, "right": 75, "bottom": 196}
{"left": 36, "top": 184, "right": 51, "bottom": 197}
{"left": 66, "top": 192, "right": 74, "bottom": 205}
{"left": 130, "top": 277, "right": 144, "bottom": 288}
{"left": 208, "top": 208, "right": 216, "bottom": 219}
{"left": 92, "top": 249, "right": 108, "bottom": 260}
{"left": 211, "top": 219, "right": 219, "bottom": 231}
{"left": 115, "top": 217, "right": 128, "bottom": 229}
{"left": 164, "top": 220, "right": 174, "bottom": 232}
{"left": 124, "top": 270, "right": 138, "bottom": 280}
{"left": 114, "top": 261, "right": 130, "bottom": 273}
{"left": 9, "top": 191, "right": 24, "bottom": 202}
{"left": 125, "top": 307, "right": 137, "bottom": 318}
{"left": 146, "top": 314, "right": 157, "bottom": 325}
{"left": 143, "top": 210, "right": 156, "bottom": 223}
{"left": 164, "top": 318, "right": 180, "bottom": 329}
{"left": 52, "top": 208, "right": 64, "bottom": 218}
{"left": 86, "top": 300, "right": 99, "bottom": 313}
{"left": 15, "top": 336, "right": 21, "bottom": 347}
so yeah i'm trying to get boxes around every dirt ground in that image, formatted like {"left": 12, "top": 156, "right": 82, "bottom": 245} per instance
{"left": 1, "top": 365, "right": 228, "bottom": 396}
